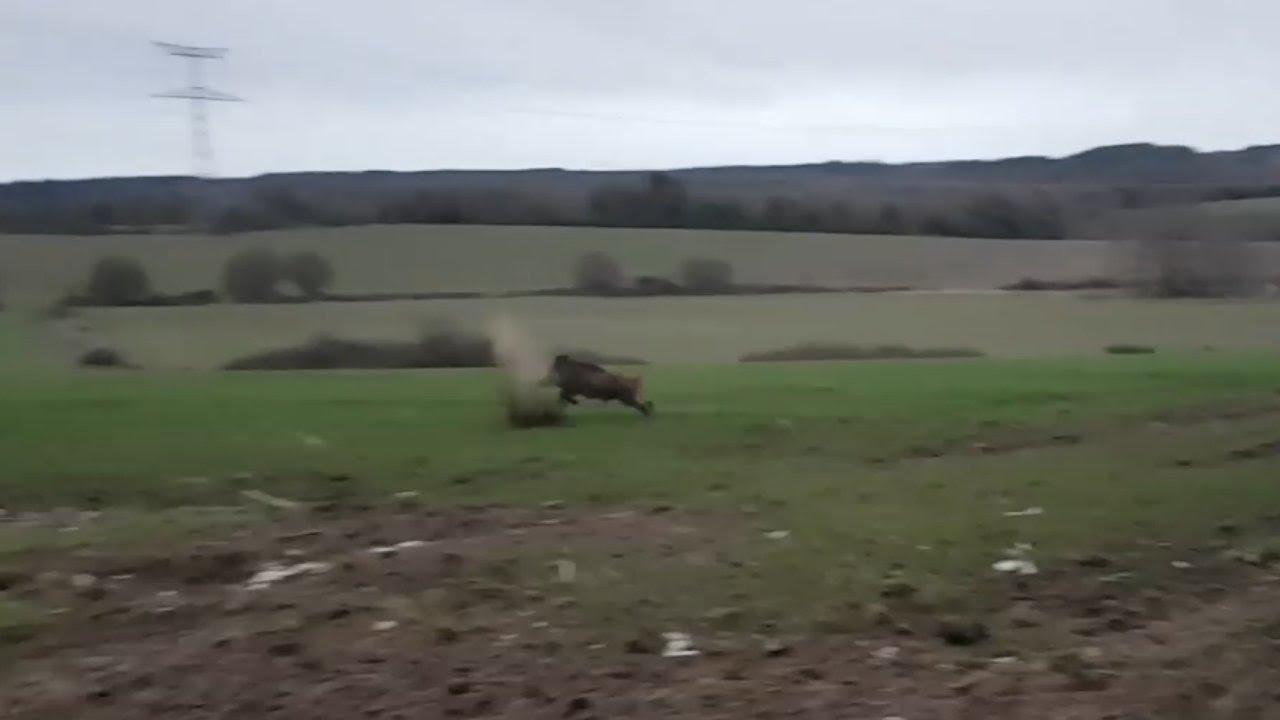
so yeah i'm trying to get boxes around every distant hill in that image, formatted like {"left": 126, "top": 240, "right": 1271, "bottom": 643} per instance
{"left": 8, "top": 142, "right": 1280, "bottom": 207}
{"left": 6, "top": 142, "right": 1280, "bottom": 238}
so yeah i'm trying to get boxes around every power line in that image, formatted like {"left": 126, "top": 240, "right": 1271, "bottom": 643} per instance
{"left": 152, "top": 41, "right": 243, "bottom": 231}
{"left": 153, "top": 42, "right": 242, "bottom": 178}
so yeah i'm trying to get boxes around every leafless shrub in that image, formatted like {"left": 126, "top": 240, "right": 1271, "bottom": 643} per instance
{"left": 1111, "top": 209, "right": 1266, "bottom": 298}
{"left": 86, "top": 256, "right": 152, "bottom": 306}
{"left": 222, "top": 247, "right": 285, "bottom": 303}
{"left": 283, "top": 250, "right": 336, "bottom": 300}
{"left": 572, "top": 251, "right": 625, "bottom": 294}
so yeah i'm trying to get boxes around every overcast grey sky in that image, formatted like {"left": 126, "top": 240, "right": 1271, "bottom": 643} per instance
{"left": 3, "top": 0, "right": 1279, "bottom": 181}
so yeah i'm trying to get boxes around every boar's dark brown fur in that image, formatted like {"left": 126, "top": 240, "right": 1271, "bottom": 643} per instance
{"left": 543, "top": 354, "right": 653, "bottom": 417}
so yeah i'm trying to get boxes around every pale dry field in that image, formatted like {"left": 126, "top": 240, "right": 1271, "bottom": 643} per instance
{"left": 0, "top": 224, "right": 1128, "bottom": 306}
{"left": 5, "top": 224, "right": 1280, "bottom": 369}
{"left": 24, "top": 292, "right": 1280, "bottom": 369}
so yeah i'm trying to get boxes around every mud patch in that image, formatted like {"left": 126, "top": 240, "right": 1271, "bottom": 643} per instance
{"left": 4, "top": 503, "right": 1280, "bottom": 719}
{"left": 887, "top": 399, "right": 1280, "bottom": 464}
{"left": 1173, "top": 436, "right": 1280, "bottom": 468}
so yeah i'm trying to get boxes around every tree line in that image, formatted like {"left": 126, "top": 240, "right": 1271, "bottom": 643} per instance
{"left": 5, "top": 171, "right": 1280, "bottom": 240}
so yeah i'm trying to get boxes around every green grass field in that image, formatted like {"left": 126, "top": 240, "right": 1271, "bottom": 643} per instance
{"left": 4, "top": 354, "right": 1280, "bottom": 625}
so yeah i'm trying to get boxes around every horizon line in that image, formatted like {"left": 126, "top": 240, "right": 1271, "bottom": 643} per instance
{"left": 4, "top": 139, "right": 1280, "bottom": 186}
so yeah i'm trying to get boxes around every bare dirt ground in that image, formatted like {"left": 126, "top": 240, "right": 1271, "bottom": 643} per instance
{"left": 4, "top": 500, "right": 1280, "bottom": 720}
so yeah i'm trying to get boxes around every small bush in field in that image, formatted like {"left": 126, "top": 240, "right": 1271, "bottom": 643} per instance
{"left": 86, "top": 256, "right": 152, "bottom": 306}
{"left": 283, "top": 250, "right": 336, "bottom": 300}
{"left": 222, "top": 247, "right": 284, "bottom": 303}
{"left": 572, "top": 251, "right": 625, "bottom": 294}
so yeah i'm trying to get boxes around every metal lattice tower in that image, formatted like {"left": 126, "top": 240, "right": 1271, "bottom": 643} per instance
{"left": 152, "top": 42, "right": 243, "bottom": 230}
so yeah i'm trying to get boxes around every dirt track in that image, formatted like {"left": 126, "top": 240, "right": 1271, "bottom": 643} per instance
{"left": 3, "top": 503, "right": 1280, "bottom": 719}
